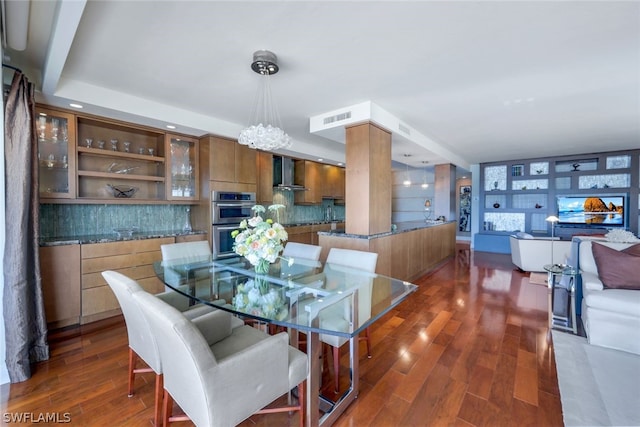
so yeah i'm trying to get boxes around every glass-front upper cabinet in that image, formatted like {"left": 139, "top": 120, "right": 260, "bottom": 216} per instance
{"left": 36, "top": 107, "right": 76, "bottom": 199}
{"left": 166, "top": 134, "right": 198, "bottom": 200}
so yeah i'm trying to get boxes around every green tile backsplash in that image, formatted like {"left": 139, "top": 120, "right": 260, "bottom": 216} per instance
{"left": 40, "top": 192, "right": 344, "bottom": 239}
{"left": 40, "top": 204, "right": 192, "bottom": 238}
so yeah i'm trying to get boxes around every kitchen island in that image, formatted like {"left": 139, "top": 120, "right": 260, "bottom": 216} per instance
{"left": 318, "top": 220, "right": 456, "bottom": 281}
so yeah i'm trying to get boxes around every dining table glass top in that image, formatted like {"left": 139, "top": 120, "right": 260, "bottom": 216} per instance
{"left": 153, "top": 255, "right": 417, "bottom": 338}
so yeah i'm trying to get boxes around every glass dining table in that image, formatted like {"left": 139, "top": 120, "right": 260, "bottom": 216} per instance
{"left": 153, "top": 255, "right": 417, "bottom": 427}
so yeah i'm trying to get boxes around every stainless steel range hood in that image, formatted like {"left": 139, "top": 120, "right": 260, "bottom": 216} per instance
{"left": 273, "top": 156, "right": 307, "bottom": 191}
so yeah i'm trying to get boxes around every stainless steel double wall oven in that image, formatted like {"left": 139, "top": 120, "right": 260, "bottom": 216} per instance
{"left": 211, "top": 191, "right": 256, "bottom": 259}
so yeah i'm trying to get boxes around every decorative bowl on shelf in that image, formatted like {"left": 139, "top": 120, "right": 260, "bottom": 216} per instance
{"left": 113, "top": 227, "right": 139, "bottom": 238}
{"left": 106, "top": 184, "right": 138, "bottom": 198}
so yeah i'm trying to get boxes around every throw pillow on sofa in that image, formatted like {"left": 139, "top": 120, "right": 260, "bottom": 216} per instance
{"left": 591, "top": 243, "right": 640, "bottom": 290}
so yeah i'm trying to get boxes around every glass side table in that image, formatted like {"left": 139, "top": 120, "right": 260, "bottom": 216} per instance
{"left": 544, "top": 264, "right": 578, "bottom": 334}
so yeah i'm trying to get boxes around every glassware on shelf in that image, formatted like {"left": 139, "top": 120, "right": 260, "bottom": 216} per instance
{"left": 138, "top": 147, "right": 145, "bottom": 155}
{"left": 110, "top": 139, "right": 118, "bottom": 151}
{"left": 61, "top": 122, "right": 68, "bottom": 142}
{"left": 123, "top": 141, "right": 131, "bottom": 153}
{"left": 85, "top": 138, "right": 93, "bottom": 148}
{"left": 51, "top": 119, "right": 59, "bottom": 141}
{"left": 38, "top": 116, "right": 47, "bottom": 140}
{"left": 97, "top": 140, "right": 106, "bottom": 149}
{"left": 148, "top": 148, "right": 154, "bottom": 156}
{"left": 47, "top": 154, "right": 55, "bottom": 168}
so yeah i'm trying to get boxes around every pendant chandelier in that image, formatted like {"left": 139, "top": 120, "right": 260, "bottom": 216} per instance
{"left": 402, "top": 154, "right": 412, "bottom": 187}
{"left": 238, "top": 50, "right": 292, "bottom": 151}
{"left": 421, "top": 161, "right": 429, "bottom": 189}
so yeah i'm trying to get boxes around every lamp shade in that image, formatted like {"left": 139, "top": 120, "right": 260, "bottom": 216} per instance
{"left": 545, "top": 215, "right": 559, "bottom": 223}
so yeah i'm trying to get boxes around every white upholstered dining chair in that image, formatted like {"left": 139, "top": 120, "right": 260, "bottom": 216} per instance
{"left": 133, "top": 288, "right": 309, "bottom": 427}
{"left": 282, "top": 242, "right": 322, "bottom": 261}
{"left": 160, "top": 240, "right": 213, "bottom": 297}
{"left": 160, "top": 240, "right": 211, "bottom": 262}
{"left": 102, "top": 270, "right": 241, "bottom": 427}
{"left": 322, "top": 248, "right": 378, "bottom": 392}
{"left": 280, "top": 242, "right": 323, "bottom": 283}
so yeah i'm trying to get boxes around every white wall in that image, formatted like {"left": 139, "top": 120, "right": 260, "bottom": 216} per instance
{"left": 392, "top": 167, "right": 435, "bottom": 223}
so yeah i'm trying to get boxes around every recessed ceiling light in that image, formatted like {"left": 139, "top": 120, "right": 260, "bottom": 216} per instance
{"left": 337, "top": 163, "right": 343, "bottom": 166}
{"left": 317, "top": 158, "right": 323, "bottom": 162}
{"left": 166, "top": 125, "right": 176, "bottom": 129}
{"left": 69, "top": 103, "right": 83, "bottom": 109}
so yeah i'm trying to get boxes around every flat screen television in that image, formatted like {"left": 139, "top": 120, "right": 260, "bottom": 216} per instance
{"left": 556, "top": 195, "right": 626, "bottom": 227}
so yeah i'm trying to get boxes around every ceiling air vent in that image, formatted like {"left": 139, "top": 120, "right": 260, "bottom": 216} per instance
{"left": 398, "top": 123, "right": 411, "bottom": 135}
{"left": 323, "top": 111, "right": 352, "bottom": 125}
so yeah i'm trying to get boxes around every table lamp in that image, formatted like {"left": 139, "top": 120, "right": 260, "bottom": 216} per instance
{"left": 546, "top": 215, "right": 559, "bottom": 265}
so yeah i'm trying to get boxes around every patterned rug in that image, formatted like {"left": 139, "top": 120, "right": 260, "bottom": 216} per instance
{"left": 529, "top": 272, "right": 548, "bottom": 286}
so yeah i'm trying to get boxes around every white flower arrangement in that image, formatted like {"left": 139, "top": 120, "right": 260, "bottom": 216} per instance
{"left": 231, "top": 204, "right": 288, "bottom": 272}
{"left": 605, "top": 229, "right": 640, "bottom": 243}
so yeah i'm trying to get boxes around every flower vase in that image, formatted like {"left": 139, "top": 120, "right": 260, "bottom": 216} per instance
{"left": 254, "top": 258, "right": 270, "bottom": 275}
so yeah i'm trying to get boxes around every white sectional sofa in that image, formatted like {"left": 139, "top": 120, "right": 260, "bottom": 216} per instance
{"left": 576, "top": 238, "right": 640, "bottom": 355}
{"left": 509, "top": 234, "right": 572, "bottom": 272}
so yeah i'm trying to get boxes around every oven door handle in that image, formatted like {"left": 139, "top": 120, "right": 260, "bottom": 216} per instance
{"left": 214, "top": 203, "right": 254, "bottom": 208}
{"left": 214, "top": 225, "right": 240, "bottom": 231}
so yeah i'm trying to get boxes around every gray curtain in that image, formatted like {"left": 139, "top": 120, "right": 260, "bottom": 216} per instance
{"left": 3, "top": 71, "right": 49, "bottom": 382}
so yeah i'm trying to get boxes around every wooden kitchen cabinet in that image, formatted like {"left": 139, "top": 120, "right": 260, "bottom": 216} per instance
{"left": 285, "top": 225, "right": 313, "bottom": 244}
{"left": 166, "top": 134, "right": 199, "bottom": 200}
{"left": 175, "top": 234, "right": 207, "bottom": 243}
{"left": 256, "top": 151, "right": 273, "bottom": 204}
{"left": 322, "top": 164, "right": 345, "bottom": 201}
{"left": 294, "top": 160, "right": 322, "bottom": 205}
{"left": 311, "top": 223, "right": 331, "bottom": 245}
{"left": 207, "top": 136, "right": 257, "bottom": 184}
{"left": 76, "top": 115, "right": 167, "bottom": 201}
{"left": 40, "top": 245, "right": 81, "bottom": 329}
{"left": 36, "top": 107, "right": 77, "bottom": 200}
{"left": 80, "top": 237, "right": 173, "bottom": 324}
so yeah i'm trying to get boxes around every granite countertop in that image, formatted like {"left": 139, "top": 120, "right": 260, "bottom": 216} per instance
{"left": 318, "top": 220, "right": 455, "bottom": 240}
{"left": 281, "top": 220, "right": 345, "bottom": 227}
{"left": 40, "top": 229, "right": 207, "bottom": 247}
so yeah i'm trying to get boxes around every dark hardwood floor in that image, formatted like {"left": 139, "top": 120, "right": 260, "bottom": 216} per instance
{"left": 1, "top": 243, "right": 564, "bottom": 426}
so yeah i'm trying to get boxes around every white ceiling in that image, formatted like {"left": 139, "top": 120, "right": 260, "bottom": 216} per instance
{"left": 4, "top": 1, "right": 639, "bottom": 174}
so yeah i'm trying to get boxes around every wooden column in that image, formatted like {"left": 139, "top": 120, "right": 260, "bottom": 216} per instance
{"left": 434, "top": 163, "right": 457, "bottom": 222}
{"left": 345, "top": 123, "right": 392, "bottom": 235}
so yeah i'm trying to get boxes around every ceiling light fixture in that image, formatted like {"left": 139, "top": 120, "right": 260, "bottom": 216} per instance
{"left": 166, "top": 124, "right": 176, "bottom": 129}
{"left": 421, "top": 160, "right": 429, "bottom": 189}
{"left": 69, "top": 103, "right": 83, "bottom": 109}
{"left": 238, "top": 50, "right": 291, "bottom": 151}
{"left": 402, "top": 154, "right": 412, "bottom": 187}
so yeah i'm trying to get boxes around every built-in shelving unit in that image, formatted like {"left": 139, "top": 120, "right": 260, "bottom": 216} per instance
{"left": 478, "top": 150, "right": 639, "bottom": 238}
{"left": 38, "top": 105, "right": 199, "bottom": 204}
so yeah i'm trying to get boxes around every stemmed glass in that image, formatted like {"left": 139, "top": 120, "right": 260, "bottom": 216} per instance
{"left": 51, "top": 119, "right": 59, "bottom": 141}
{"left": 61, "top": 122, "right": 68, "bottom": 142}
{"left": 38, "top": 116, "right": 47, "bottom": 140}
